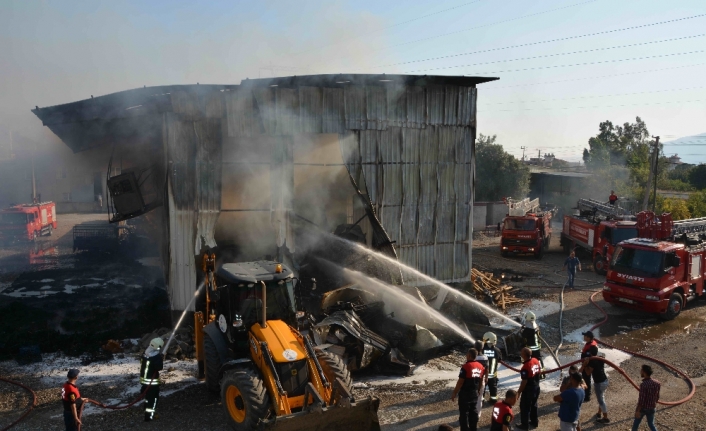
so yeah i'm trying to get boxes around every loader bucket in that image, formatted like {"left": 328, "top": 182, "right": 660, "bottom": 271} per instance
{"left": 261, "top": 397, "right": 381, "bottom": 431}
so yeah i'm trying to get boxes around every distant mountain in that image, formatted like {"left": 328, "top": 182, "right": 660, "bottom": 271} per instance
{"left": 662, "top": 133, "right": 706, "bottom": 165}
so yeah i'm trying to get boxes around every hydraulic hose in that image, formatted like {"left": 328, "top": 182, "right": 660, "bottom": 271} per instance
{"left": 499, "top": 290, "right": 696, "bottom": 406}
{"left": 0, "top": 377, "right": 37, "bottom": 431}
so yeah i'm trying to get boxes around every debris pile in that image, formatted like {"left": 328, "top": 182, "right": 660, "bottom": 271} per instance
{"left": 470, "top": 269, "right": 524, "bottom": 312}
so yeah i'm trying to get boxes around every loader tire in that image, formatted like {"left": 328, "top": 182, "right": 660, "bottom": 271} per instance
{"left": 317, "top": 350, "right": 353, "bottom": 390}
{"left": 204, "top": 332, "right": 222, "bottom": 393}
{"left": 221, "top": 369, "right": 270, "bottom": 431}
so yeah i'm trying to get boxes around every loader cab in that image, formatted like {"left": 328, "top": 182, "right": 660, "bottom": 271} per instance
{"left": 213, "top": 261, "right": 298, "bottom": 357}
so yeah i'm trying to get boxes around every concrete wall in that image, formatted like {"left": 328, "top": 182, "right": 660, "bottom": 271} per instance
{"left": 472, "top": 204, "right": 487, "bottom": 230}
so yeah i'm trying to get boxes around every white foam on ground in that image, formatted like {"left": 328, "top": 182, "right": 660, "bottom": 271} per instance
{"left": 63, "top": 284, "right": 79, "bottom": 294}
{"left": 0, "top": 353, "right": 201, "bottom": 416}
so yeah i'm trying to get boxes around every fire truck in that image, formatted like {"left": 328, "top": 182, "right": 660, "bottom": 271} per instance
{"left": 0, "top": 202, "right": 58, "bottom": 242}
{"left": 500, "top": 198, "right": 555, "bottom": 259}
{"left": 560, "top": 198, "right": 638, "bottom": 275}
{"left": 603, "top": 211, "right": 706, "bottom": 320}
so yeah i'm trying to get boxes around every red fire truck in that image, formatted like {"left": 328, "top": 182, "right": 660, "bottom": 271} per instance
{"left": 500, "top": 198, "right": 555, "bottom": 259}
{"left": 603, "top": 211, "right": 706, "bottom": 320}
{"left": 560, "top": 198, "right": 638, "bottom": 275}
{"left": 0, "top": 202, "right": 58, "bottom": 242}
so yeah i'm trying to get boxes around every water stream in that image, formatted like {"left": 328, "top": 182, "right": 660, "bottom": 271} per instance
{"left": 163, "top": 281, "right": 205, "bottom": 354}
{"left": 322, "top": 233, "right": 522, "bottom": 328}
{"left": 338, "top": 266, "right": 476, "bottom": 343}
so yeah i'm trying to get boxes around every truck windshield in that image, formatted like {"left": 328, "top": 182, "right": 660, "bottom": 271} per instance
{"left": 0, "top": 213, "right": 27, "bottom": 225}
{"left": 611, "top": 227, "right": 638, "bottom": 245}
{"left": 610, "top": 246, "right": 663, "bottom": 277}
{"left": 504, "top": 218, "right": 535, "bottom": 231}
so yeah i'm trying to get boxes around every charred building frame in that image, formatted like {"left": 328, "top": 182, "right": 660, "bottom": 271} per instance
{"left": 33, "top": 74, "right": 497, "bottom": 312}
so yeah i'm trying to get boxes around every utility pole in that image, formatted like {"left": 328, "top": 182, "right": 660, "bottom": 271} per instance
{"left": 641, "top": 136, "right": 660, "bottom": 211}
{"left": 651, "top": 136, "right": 660, "bottom": 212}
{"left": 521, "top": 146, "right": 526, "bottom": 161}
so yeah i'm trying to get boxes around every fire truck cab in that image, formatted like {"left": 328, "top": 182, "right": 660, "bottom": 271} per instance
{"left": 0, "top": 202, "right": 58, "bottom": 242}
{"left": 500, "top": 198, "right": 555, "bottom": 259}
{"left": 603, "top": 211, "right": 706, "bottom": 320}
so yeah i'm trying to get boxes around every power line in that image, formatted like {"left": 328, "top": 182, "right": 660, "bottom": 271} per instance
{"left": 288, "top": 0, "right": 485, "bottom": 57}
{"left": 346, "top": 0, "right": 598, "bottom": 57}
{"left": 462, "top": 49, "right": 704, "bottom": 75}
{"left": 404, "top": 34, "right": 705, "bottom": 73}
{"left": 374, "top": 13, "right": 706, "bottom": 68}
{"left": 480, "top": 85, "right": 706, "bottom": 105}
{"left": 482, "top": 63, "right": 706, "bottom": 89}
{"left": 479, "top": 98, "right": 705, "bottom": 112}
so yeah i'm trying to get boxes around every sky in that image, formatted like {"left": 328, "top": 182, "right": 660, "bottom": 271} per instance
{"left": 1, "top": 0, "right": 705, "bottom": 163}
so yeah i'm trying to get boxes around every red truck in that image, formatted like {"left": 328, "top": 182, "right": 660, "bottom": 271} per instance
{"left": 560, "top": 198, "right": 638, "bottom": 275}
{"left": 0, "top": 202, "right": 58, "bottom": 242}
{"left": 501, "top": 198, "right": 555, "bottom": 259}
{"left": 603, "top": 211, "right": 706, "bottom": 320}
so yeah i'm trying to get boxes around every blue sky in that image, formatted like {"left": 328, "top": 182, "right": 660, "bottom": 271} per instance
{"left": 1, "top": 0, "right": 704, "bottom": 163}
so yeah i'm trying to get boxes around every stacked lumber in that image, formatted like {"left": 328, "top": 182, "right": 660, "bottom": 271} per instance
{"left": 470, "top": 268, "right": 524, "bottom": 312}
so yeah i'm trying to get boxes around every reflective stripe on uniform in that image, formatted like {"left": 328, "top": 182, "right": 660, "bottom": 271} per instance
{"left": 140, "top": 378, "right": 160, "bottom": 385}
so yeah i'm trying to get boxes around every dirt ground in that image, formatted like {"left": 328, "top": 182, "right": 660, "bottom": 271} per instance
{"left": 1, "top": 233, "right": 705, "bottom": 430}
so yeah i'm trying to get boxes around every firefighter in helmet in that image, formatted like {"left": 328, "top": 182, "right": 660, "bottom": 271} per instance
{"left": 482, "top": 331, "right": 502, "bottom": 404}
{"left": 140, "top": 337, "right": 164, "bottom": 422}
{"left": 521, "top": 311, "right": 545, "bottom": 378}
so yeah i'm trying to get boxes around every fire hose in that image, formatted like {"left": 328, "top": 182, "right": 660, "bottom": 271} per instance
{"left": 499, "top": 290, "right": 696, "bottom": 406}
{"left": 0, "top": 370, "right": 156, "bottom": 431}
{"left": 0, "top": 377, "right": 36, "bottom": 431}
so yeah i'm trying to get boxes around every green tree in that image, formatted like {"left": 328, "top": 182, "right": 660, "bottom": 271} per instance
{"left": 688, "top": 164, "right": 706, "bottom": 189}
{"left": 656, "top": 197, "right": 691, "bottom": 220}
{"left": 687, "top": 191, "right": 706, "bottom": 217}
{"left": 475, "top": 134, "right": 530, "bottom": 201}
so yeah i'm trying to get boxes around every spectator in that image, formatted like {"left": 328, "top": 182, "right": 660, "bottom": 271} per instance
{"left": 580, "top": 331, "right": 598, "bottom": 402}
{"left": 583, "top": 345, "right": 610, "bottom": 423}
{"left": 562, "top": 251, "right": 581, "bottom": 288}
{"left": 631, "top": 364, "right": 661, "bottom": 431}
{"left": 516, "top": 347, "right": 541, "bottom": 430}
{"left": 553, "top": 372, "right": 585, "bottom": 431}
{"left": 560, "top": 365, "right": 587, "bottom": 393}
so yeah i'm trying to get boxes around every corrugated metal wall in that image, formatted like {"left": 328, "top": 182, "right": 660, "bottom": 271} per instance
{"left": 223, "top": 84, "right": 477, "bottom": 284}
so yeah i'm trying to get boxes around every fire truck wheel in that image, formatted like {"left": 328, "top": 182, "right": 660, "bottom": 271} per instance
{"left": 47, "top": 226, "right": 53, "bottom": 236}
{"left": 593, "top": 255, "right": 607, "bottom": 276}
{"left": 32, "top": 231, "right": 38, "bottom": 241}
{"left": 535, "top": 247, "right": 544, "bottom": 260}
{"left": 662, "top": 293, "right": 683, "bottom": 320}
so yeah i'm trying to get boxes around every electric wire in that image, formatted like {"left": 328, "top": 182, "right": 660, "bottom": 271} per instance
{"left": 457, "top": 49, "right": 705, "bottom": 75}
{"left": 375, "top": 0, "right": 599, "bottom": 52}
{"left": 481, "top": 85, "right": 706, "bottom": 106}
{"left": 405, "top": 34, "right": 706, "bottom": 73}
{"left": 482, "top": 63, "right": 706, "bottom": 90}
{"left": 374, "top": 13, "right": 706, "bottom": 68}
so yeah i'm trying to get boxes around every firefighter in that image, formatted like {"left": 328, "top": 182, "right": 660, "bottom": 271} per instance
{"left": 580, "top": 331, "right": 597, "bottom": 402}
{"left": 516, "top": 347, "right": 541, "bottom": 430}
{"left": 474, "top": 341, "right": 489, "bottom": 419}
{"left": 521, "top": 311, "right": 545, "bottom": 378}
{"left": 140, "top": 337, "right": 164, "bottom": 422}
{"left": 451, "top": 348, "right": 485, "bottom": 431}
{"left": 483, "top": 331, "right": 503, "bottom": 403}
{"left": 61, "top": 369, "right": 94, "bottom": 431}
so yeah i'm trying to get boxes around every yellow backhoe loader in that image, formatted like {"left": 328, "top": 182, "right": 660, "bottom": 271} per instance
{"left": 194, "top": 253, "right": 380, "bottom": 431}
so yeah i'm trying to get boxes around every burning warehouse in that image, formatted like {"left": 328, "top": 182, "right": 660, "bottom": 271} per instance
{"left": 31, "top": 74, "right": 497, "bottom": 320}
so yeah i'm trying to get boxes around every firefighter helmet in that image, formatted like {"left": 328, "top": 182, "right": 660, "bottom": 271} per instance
{"left": 524, "top": 311, "right": 537, "bottom": 322}
{"left": 149, "top": 337, "right": 164, "bottom": 350}
{"left": 483, "top": 332, "right": 497, "bottom": 346}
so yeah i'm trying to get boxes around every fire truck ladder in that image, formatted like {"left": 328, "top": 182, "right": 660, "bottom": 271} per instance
{"left": 506, "top": 197, "right": 540, "bottom": 216}
{"left": 577, "top": 198, "right": 628, "bottom": 218}
{"left": 673, "top": 216, "right": 706, "bottom": 236}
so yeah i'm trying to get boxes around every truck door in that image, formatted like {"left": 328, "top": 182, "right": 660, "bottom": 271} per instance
{"left": 691, "top": 255, "right": 702, "bottom": 281}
